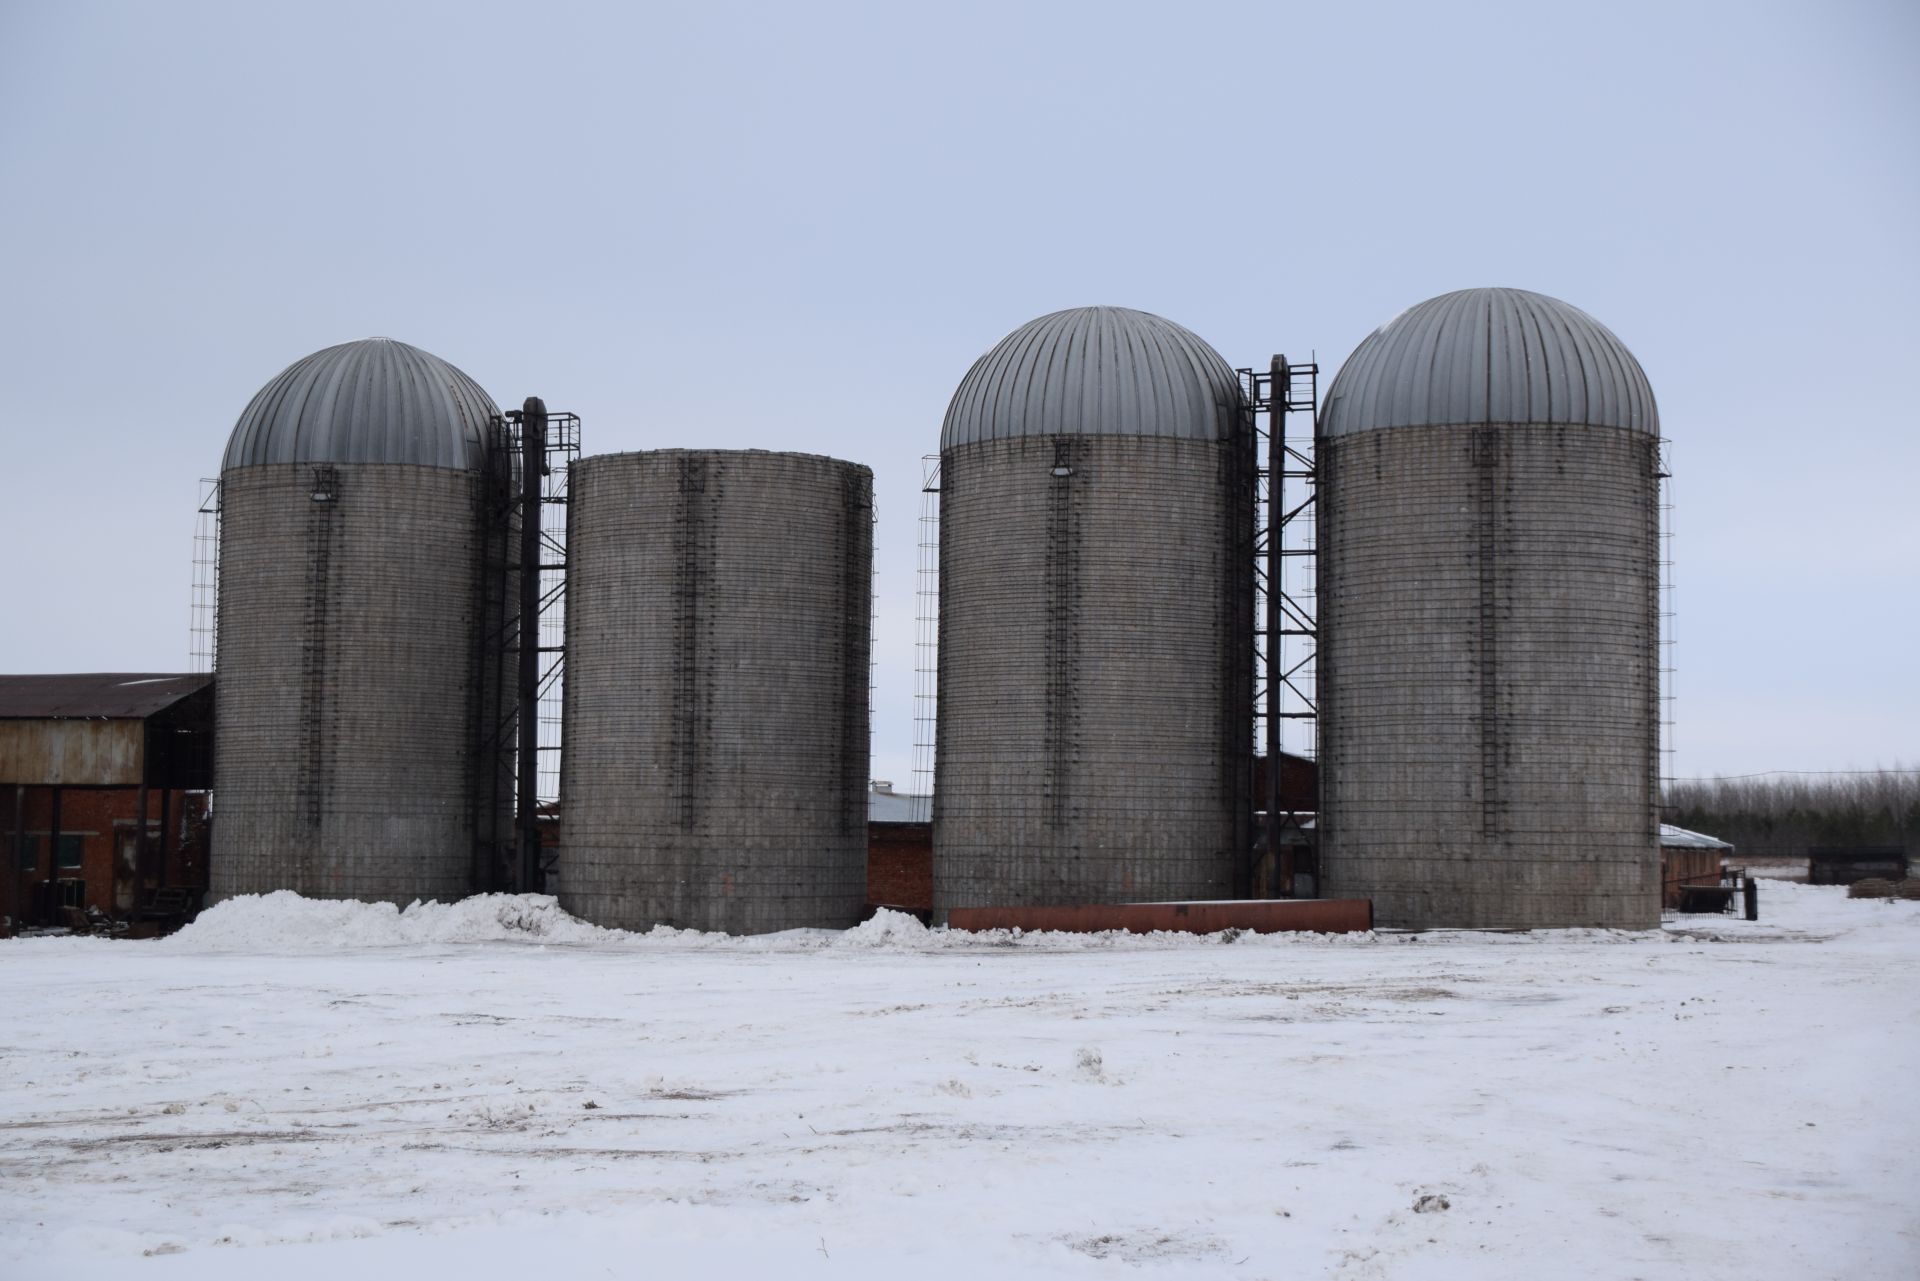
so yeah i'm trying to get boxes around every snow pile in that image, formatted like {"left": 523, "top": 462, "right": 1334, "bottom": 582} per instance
{"left": 167, "top": 891, "right": 619, "bottom": 951}
{"left": 839, "top": 906, "right": 932, "bottom": 947}
{"left": 158, "top": 884, "right": 1907, "bottom": 956}
{"left": 167, "top": 893, "right": 1380, "bottom": 954}
{"left": 823, "top": 912, "right": 1380, "bottom": 954}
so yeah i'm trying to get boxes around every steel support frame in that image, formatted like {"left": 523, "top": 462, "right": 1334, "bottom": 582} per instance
{"left": 515, "top": 399, "right": 548, "bottom": 895}
{"left": 1242, "top": 356, "right": 1320, "bottom": 896}
{"left": 474, "top": 403, "right": 579, "bottom": 894}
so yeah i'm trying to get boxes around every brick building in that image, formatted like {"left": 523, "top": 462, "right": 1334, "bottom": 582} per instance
{"left": 2, "top": 674, "right": 213, "bottom": 934}
{"left": 866, "top": 781, "right": 931, "bottom": 917}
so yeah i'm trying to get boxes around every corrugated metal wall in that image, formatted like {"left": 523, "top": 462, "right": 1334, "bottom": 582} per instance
{"left": 211, "top": 463, "right": 488, "bottom": 903}
{"left": 932, "top": 434, "right": 1252, "bottom": 914}
{"left": 557, "top": 450, "right": 873, "bottom": 934}
{"left": 0, "top": 721, "right": 143, "bottom": 786}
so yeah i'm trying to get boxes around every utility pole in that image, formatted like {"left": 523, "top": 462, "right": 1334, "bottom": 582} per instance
{"left": 1266, "top": 356, "right": 1287, "bottom": 895}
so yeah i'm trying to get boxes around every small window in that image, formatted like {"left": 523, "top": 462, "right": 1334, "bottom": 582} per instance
{"left": 17, "top": 836, "right": 84, "bottom": 870}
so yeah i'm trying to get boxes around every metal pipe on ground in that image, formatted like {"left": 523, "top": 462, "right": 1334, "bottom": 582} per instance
{"left": 946, "top": 899, "right": 1372, "bottom": 936}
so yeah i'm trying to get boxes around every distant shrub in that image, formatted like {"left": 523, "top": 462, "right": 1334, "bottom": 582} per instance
{"left": 1664, "top": 767, "right": 1920, "bottom": 860}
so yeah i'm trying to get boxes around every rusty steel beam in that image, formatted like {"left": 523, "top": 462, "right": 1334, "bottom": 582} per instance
{"left": 4, "top": 785, "right": 20, "bottom": 937}
{"left": 947, "top": 898, "right": 1372, "bottom": 936}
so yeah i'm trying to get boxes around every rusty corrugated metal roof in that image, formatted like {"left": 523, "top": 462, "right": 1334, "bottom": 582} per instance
{"left": 1661, "top": 823, "right": 1734, "bottom": 851}
{"left": 0, "top": 673, "right": 211, "bottom": 720}
{"left": 942, "top": 306, "right": 1244, "bottom": 450}
{"left": 222, "top": 337, "right": 499, "bottom": 472}
{"left": 1322, "top": 288, "right": 1658, "bottom": 437}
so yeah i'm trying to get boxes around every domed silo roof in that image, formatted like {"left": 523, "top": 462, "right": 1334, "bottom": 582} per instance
{"left": 1321, "top": 288, "right": 1657, "bottom": 437}
{"left": 941, "top": 306, "right": 1243, "bottom": 450}
{"left": 222, "top": 337, "right": 499, "bottom": 471}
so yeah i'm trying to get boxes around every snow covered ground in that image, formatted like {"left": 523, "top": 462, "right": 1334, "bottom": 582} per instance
{"left": 2, "top": 881, "right": 1915, "bottom": 1280}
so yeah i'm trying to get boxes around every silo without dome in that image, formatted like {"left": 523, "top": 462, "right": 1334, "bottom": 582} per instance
{"left": 1317, "top": 288, "right": 1661, "bottom": 930}
{"left": 212, "top": 338, "right": 502, "bottom": 904}
{"left": 558, "top": 450, "right": 873, "bottom": 934}
{"left": 933, "top": 306, "right": 1253, "bottom": 915}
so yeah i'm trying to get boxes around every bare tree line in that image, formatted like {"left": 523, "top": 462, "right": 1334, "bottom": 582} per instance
{"left": 1664, "top": 767, "right": 1919, "bottom": 860}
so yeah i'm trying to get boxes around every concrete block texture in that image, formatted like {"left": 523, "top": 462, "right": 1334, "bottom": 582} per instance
{"left": 558, "top": 450, "right": 873, "bottom": 934}
{"left": 212, "top": 463, "right": 487, "bottom": 904}
{"left": 1317, "top": 423, "right": 1661, "bottom": 929}
{"left": 933, "top": 435, "right": 1253, "bottom": 916}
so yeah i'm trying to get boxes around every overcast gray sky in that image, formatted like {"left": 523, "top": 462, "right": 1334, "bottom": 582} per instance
{"left": 3, "top": 0, "right": 1914, "bottom": 785}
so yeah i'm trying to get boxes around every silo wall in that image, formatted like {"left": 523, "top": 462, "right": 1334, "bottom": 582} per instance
{"left": 1316, "top": 423, "right": 1661, "bottom": 929}
{"left": 558, "top": 450, "right": 873, "bottom": 934}
{"left": 211, "top": 462, "right": 486, "bottom": 903}
{"left": 933, "top": 434, "right": 1252, "bottom": 914}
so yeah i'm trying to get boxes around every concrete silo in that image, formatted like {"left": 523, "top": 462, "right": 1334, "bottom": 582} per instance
{"left": 1316, "top": 287, "right": 1662, "bottom": 929}
{"left": 558, "top": 450, "right": 873, "bottom": 934}
{"left": 212, "top": 337, "right": 502, "bottom": 903}
{"left": 933, "top": 306, "right": 1253, "bottom": 915}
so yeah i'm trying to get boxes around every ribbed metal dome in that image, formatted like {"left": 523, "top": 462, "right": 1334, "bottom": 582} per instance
{"left": 942, "top": 306, "right": 1244, "bottom": 450}
{"left": 222, "top": 338, "right": 499, "bottom": 472}
{"left": 1322, "top": 288, "right": 1658, "bottom": 437}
